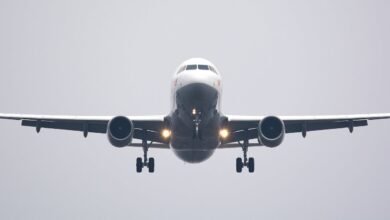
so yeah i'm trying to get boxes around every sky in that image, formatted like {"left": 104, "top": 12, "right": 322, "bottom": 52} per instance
{"left": 0, "top": 0, "right": 389, "bottom": 219}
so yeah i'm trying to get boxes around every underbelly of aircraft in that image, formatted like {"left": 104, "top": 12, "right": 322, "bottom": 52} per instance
{"left": 170, "top": 83, "right": 221, "bottom": 163}
{"left": 171, "top": 136, "right": 219, "bottom": 163}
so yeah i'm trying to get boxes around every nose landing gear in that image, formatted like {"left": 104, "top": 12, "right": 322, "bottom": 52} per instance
{"left": 236, "top": 139, "right": 255, "bottom": 173}
{"left": 192, "top": 108, "right": 202, "bottom": 139}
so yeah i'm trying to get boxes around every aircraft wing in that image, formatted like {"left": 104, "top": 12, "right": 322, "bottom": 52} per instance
{"left": 0, "top": 113, "right": 169, "bottom": 148}
{"left": 222, "top": 113, "right": 390, "bottom": 145}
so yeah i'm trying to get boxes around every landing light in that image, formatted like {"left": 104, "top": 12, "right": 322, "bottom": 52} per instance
{"left": 192, "top": 108, "right": 197, "bottom": 115}
{"left": 161, "top": 129, "right": 171, "bottom": 139}
{"left": 219, "top": 128, "right": 229, "bottom": 139}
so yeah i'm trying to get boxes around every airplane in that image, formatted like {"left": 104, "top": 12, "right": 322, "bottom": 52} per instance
{"left": 1, "top": 58, "right": 390, "bottom": 173}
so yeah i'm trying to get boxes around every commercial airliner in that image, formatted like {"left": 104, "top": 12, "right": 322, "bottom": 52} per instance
{"left": 1, "top": 58, "right": 389, "bottom": 173}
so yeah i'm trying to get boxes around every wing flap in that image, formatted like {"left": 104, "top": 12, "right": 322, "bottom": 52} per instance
{"left": 222, "top": 128, "right": 258, "bottom": 144}
{"left": 128, "top": 143, "right": 170, "bottom": 149}
{"left": 133, "top": 129, "right": 169, "bottom": 144}
{"left": 21, "top": 120, "right": 107, "bottom": 134}
{"left": 285, "top": 120, "right": 368, "bottom": 134}
{"left": 219, "top": 142, "right": 262, "bottom": 149}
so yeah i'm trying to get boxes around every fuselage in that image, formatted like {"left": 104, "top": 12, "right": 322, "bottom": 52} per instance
{"left": 169, "top": 58, "right": 223, "bottom": 163}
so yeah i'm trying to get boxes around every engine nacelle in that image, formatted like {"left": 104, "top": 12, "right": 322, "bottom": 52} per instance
{"left": 258, "top": 116, "right": 285, "bottom": 148}
{"left": 107, "top": 116, "right": 134, "bottom": 148}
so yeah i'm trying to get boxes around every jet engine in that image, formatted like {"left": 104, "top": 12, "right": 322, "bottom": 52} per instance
{"left": 258, "top": 116, "right": 285, "bottom": 148}
{"left": 107, "top": 116, "right": 134, "bottom": 147}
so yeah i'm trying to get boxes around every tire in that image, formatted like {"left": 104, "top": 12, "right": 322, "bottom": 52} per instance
{"left": 148, "top": 157, "right": 155, "bottom": 173}
{"left": 248, "top": 157, "right": 255, "bottom": 173}
{"left": 136, "top": 157, "right": 143, "bottom": 173}
{"left": 236, "top": 158, "right": 243, "bottom": 173}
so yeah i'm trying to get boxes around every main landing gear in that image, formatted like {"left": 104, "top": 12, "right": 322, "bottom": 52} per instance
{"left": 136, "top": 139, "right": 155, "bottom": 173}
{"left": 236, "top": 139, "right": 255, "bottom": 173}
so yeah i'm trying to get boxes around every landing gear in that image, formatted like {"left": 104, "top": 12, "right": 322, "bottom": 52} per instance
{"left": 136, "top": 157, "right": 143, "bottom": 173}
{"left": 148, "top": 157, "right": 155, "bottom": 173}
{"left": 236, "top": 158, "right": 243, "bottom": 173}
{"left": 136, "top": 139, "right": 155, "bottom": 173}
{"left": 191, "top": 108, "right": 204, "bottom": 139}
{"left": 236, "top": 139, "right": 255, "bottom": 173}
{"left": 248, "top": 157, "right": 255, "bottom": 173}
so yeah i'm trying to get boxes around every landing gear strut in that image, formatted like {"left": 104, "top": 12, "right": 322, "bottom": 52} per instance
{"left": 136, "top": 139, "right": 155, "bottom": 173}
{"left": 192, "top": 109, "right": 202, "bottom": 139}
{"left": 236, "top": 139, "right": 255, "bottom": 173}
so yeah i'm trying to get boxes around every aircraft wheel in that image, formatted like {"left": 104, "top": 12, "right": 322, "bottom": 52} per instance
{"left": 136, "top": 157, "right": 143, "bottom": 173}
{"left": 236, "top": 158, "right": 243, "bottom": 173}
{"left": 248, "top": 157, "right": 255, "bottom": 173}
{"left": 148, "top": 157, "right": 155, "bottom": 173}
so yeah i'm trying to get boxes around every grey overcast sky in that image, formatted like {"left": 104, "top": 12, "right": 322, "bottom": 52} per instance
{"left": 0, "top": 0, "right": 390, "bottom": 219}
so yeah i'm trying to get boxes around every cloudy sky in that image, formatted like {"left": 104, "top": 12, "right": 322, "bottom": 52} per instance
{"left": 0, "top": 0, "right": 389, "bottom": 219}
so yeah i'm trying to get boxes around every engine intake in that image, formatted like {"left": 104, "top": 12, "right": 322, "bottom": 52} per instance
{"left": 258, "top": 116, "right": 285, "bottom": 148}
{"left": 107, "top": 116, "right": 134, "bottom": 147}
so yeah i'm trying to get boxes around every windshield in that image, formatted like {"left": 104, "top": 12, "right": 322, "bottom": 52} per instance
{"left": 177, "top": 64, "right": 218, "bottom": 74}
{"left": 198, "top": 65, "right": 209, "bottom": 70}
{"left": 186, "top": 65, "right": 197, "bottom": 70}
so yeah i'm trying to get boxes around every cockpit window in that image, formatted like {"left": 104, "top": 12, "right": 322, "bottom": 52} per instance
{"left": 177, "top": 64, "right": 218, "bottom": 74}
{"left": 198, "top": 65, "right": 209, "bottom": 70}
{"left": 209, "top": 66, "right": 217, "bottom": 74}
{"left": 177, "top": 66, "right": 186, "bottom": 74}
{"left": 186, "top": 65, "right": 197, "bottom": 70}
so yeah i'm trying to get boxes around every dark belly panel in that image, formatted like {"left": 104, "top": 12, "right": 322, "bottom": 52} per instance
{"left": 170, "top": 83, "right": 221, "bottom": 163}
{"left": 171, "top": 137, "right": 219, "bottom": 163}
{"left": 170, "top": 113, "right": 220, "bottom": 163}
